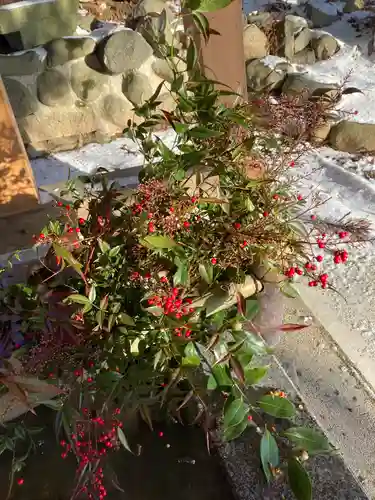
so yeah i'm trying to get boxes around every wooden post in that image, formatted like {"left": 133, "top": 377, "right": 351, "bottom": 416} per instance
{"left": 0, "top": 77, "right": 39, "bottom": 217}
{"left": 185, "top": 0, "right": 247, "bottom": 106}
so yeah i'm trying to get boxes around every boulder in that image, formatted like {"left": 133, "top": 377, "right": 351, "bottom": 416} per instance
{"left": 132, "top": 0, "right": 174, "bottom": 18}
{"left": 311, "top": 120, "right": 334, "bottom": 143}
{"left": 0, "top": 0, "right": 79, "bottom": 51}
{"left": 102, "top": 94, "right": 133, "bottom": 128}
{"left": 284, "top": 15, "right": 309, "bottom": 59}
{"left": 294, "top": 27, "right": 312, "bottom": 54}
{"left": 70, "top": 60, "right": 109, "bottom": 101}
{"left": 306, "top": 3, "right": 340, "bottom": 27}
{"left": 329, "top": 121, "right": 375, "bottom": 153}
{"left": 45, "top": 37, "right": 96, "bottom": 67}
{"left": 37, "top": 69, "right": 73, "bottom": 107}
{"left": 122, "top": 71, "right": 154, "bottom": 105}
{"left": 291, "top": 47, "right": 316, "bottom": 64}
{"left": 77, "top": 12, "right": 95, "bottom": 31}
{"left": 134, "top": 13, "right": 174, "bottom": 50}
{"left": 246, "top": 59, "right": 286, "bottom": 92}
{"left": 0, "top": 48, "right": 46, "bottom": 76}
{"left": 3, "top": 77, "right": 38, "bottom": 118}
{"left": 98, "top": 29, "right": 153, "bottom": 74}
{"left": 282, "top": 73, "right": 338, "bottom": 97}
{"left": 152, "top": 57, "right": 186, "bottom": 83}
{"left": 312, "top": 34, "right": 339, "bottom": 60}
{"left": 343, "top": 0, "right": 364, "bottom": 13}
{"left": 243, "top": 24, "right": 269, "bottom": 61}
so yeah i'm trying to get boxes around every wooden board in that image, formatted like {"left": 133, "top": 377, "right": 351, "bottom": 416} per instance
{"left": 0, "top": 77, "right": 39, "bottom": 217}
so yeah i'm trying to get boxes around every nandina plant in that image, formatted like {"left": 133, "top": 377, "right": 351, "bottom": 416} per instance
{"left": 0, "top": 9, "right": 371, "bottom": 500}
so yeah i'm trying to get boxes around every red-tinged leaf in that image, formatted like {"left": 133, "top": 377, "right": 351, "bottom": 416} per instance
{"left": 0, "top": 379, "right": 35, "bottom": 415}
{"left": 7, "top": 376, "right": 63, "bottom": 396}
{"left": 279, "top": 323, "right": 309, "bottom": 332}
{"left": 237, "top": 292, "right": 246, "bottom": 316}
{"left": 230, "top": 357, "right": 245, "bottom": 384}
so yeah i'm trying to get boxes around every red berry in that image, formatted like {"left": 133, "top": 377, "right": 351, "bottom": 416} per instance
{"left": 159, "top": 431, "right": 164, "bottom": 437}
{"left": 39, "top": 233, "right": 45, "bottom": 239}
{"left": 334, "top": 254, "right": 342, "bottom": 264}
{"left": 311, "top": 215, "right": 317, "bottom": 221}
{"left": 273, "top": 194, "right": 279, "bottom": 200}
{"left": 211, "top": 258, "right": 217, "bottom": 265}
{"left": 320, "top": 273, "right": 328, "bottom": 282}
{"left": 289, "top": 161, "right": 295, "bottom": 167}
{"left": 354, "top": 110, "right": 358, "bottom": 115}
{"left": 311, "top": 264, "right": 317, "bottom": 271}
{"left": 241, "top": 240, "right": 248, "bottom": 248}
{"left": 318, "top": 242, "right": 325, "bottom": 249}
{"left": 160, "top": 276, "right": 168, "bottom": 283}
{"left": 87, "top": 377, "right": 93, "bottom": 383}
{"left": 78, "top": 218, "right": 85, "bottom": 224}
{"left": 296, "top": 268, "right": 303, "bottom": 276}
{"left": 17, "top": 479, "right": 24, "bottom": 486}
{"left": 338, "top": 231, "right": 347, "bottom": 239}
{"left": 147, "top": 213, "right": 153, "bottom": 219}
{"left": 57, "top": 201, "right": 63, "bottom": 207}
{"left": 305, "top": 262, "right": 312, "bottom": 270}
{"left": 169, "top": 207, "right": 174, "bottom": 213}
{"left": 316, "top": 255, "right": 323, "bottom": 262}
{"left": 247, "top": 415, "right": 253, "bottom": 421}
{"left": 148, "top": 222, "right": 155, "bottom": 233}
{"left": 191, "top": 197, "right": 198, "bottom": 203}
{"left": 65, "top": 205, "right": 71, "bottom": 211}
{"left": 297, "top": 194, "right": 303, "bottom": 201}
{"left": 68, "top": 228, "right": 74, "bottom": 234}
{"left": 263, "top": 211, "right": 269, "bottom": 217}
{"left": 234, "top": 222, "right": 241, "bottom": 230}
{"left": 308, "top": 281, "right": 315, "bottom": 287}
{"left": 75, "top": 227, "right": 80, "bottom": 233}
{"left": 183, "top": 221, "right": 190, "bottom": 228}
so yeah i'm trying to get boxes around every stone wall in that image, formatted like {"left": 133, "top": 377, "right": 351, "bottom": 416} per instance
{"left": 0, "top": 0, "right": 181, "bottom": 155}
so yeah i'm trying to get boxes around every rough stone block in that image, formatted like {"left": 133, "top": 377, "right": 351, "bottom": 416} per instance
{"left": 45, "top": 36, "right": 96, "bottom": 67}
{"left": 122, "top": 71, "right": 153, "bottom": 105}
{"left": 3, "top": 76, "right": 38, "bottom": 117}
{"left": 98, "top": 29, "right": 153, "bottom": 74}
{"left": 0, "top": 0, "right": 79, "bottom": 50}
{"left": 70, "top": 59, "right": 109, "bottom": 101}
{"left": 102, "top": 94, "right": 133, "bottom": 128}
{"left": 0, "top": 47, "right": 46, "bottom": 76}
{"left": 37, "top": 68, "right": 74, "bottom": 106}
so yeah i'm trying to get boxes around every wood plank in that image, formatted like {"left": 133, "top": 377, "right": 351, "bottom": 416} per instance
{"left": 0, "top": 76, "right": 39, "bottom": 217}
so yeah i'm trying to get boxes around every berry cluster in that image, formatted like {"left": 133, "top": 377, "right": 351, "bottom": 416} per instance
{"left": 147, "top": 288, "right": 194, "bottom": 319}
{"left": 60, "top": 409, "right": 124, "bottom": 499}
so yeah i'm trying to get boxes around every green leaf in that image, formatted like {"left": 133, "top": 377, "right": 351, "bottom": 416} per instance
{"left": 186, "top": 39, "right": 197, "bottom": 72}
{"left": 260, "top": 429, "right": 280, "bottom": 483}
{"left": 223, "top": 417, "right": 248, "bottom": 441}
{"left": 174, "top": 121, "right": 189, "bottom": 133}
{"left": 141, "top": 235, "right": 177, "bottom": 249}
{"left": 281, "top": 281, "right": 300, "bottom": 299}
{"left": 182, "top": 342, "right": 200, "bottom": 366}
{"left": 199, "top": 263, "right": 213, "bottom": 284}
{"left": 192, "top": 11, "right": 209, "bottom": 40}
{"left": 174, "top": 261, "right": 189, "bottom": 286}
{"left": 118, "top": 313, "right": 135, "bottom": 326}
{"left": 96, "top": 309, "right": 105, "bottom": 329}
{"left": 88, "top": 286, "right": 96, "bottom": 303}
{"left": 223, "top": 398, "right": 248, "bottom": 431}
{"left": 117, "top": 427, "right": 132, "bottom": 454}
{"left": 234, "top": 330, "right": 268, "bottom": 356}
{"left": 245, "top": 197, "right": 255, "bottom": 212}
{"left": 288, "top": 458, "right": 312, "bottom": 500}
{"left": 245, "top": 366, "right": 268, "bottom": 385}
{"left": 189, "top": 126, "right": 222, "bottom": 139}
{"left": 258, "top": 395, "right": 296, "bottom": 419}
{"left": 207, "top": 364, "right": 232, "bottom": 390}
{"left": 52, "top": 243, "right": 84, "bottom": 279}
{"left": 194, "top": 0, "right": 231, "bottom": 11}
{"left": 283, "top": 427, "right": 330, "bottom": 454}
{"left": 65, "top": 294, "right": 91, "bottom": 311}
{"left": 109, "top": 245, "right": 122, "bottom": 257}
{"left": 245, "top": 299, "right": 259, "bottom": 320}
{"left": 98, "top": 238, "right": 110, "bottom": 254}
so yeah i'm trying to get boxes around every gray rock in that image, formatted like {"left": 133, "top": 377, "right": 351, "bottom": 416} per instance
{"left": 134, "top": 14, "right": 174, "bottom": 50}
{"left": 246, "top": 59, "right": 286, "bottom": 92}
{"left": 343, "top": 0, "right": 364, "bottom": 13}
{"left": 152, "top": 57, "right": 186, "bottom": 83}
{"left": 0, "top": 49, "right": 46, "bottom": 76}
{"left": 70, "top": 60, "right": 108, "bottom": 101}
{"left": 3, "top": 77, "right": 38, "bottom": 118}
{"left": 0, "top": 0, "right": 79, "bottom": 51}
{"left": 45, "top": 37, "right": 96, "bottom": 67}
{"left": 329, "top": 121, "right": 375, "bottom": 153}
{"left": 132, "top": 0, "right": 173, "bottom": 18}
{"left": 291, "top": 47, "right": 316, "bottom": 64}
{"left": 306, "top": 3, "right": 340, "bottom": 27}
{"left": 37, "top": 69, "right": 73, "bottom": 107}
{"left": 102, "top": 94, "right": 133, "bottom": 128}
{"left": 122, "top": 71, "right": 153, "bottom": 105}
{"left": 282, "top": 73, "right": 338, "bottom": 97}
{"left": 98, "top": 30, "right": 153, "bottom": 74}
{"left": 77, "top": 12, "right": 95, "bottom": 31}
{"left": 243, "top": 24, "right": 269, "bottom": 61}
{"left": 312, "top": 34, "right": 339, "bottom": 60}
{"left": 284, "top": 15, "right": 309, "bottom": 59}
{"left": 294, "top": 27, "right": 312, "bottom": 54}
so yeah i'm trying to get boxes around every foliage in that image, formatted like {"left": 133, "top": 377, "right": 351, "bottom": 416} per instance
{"left": 0, "top": 5, "right": 368, "bottom": 500}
